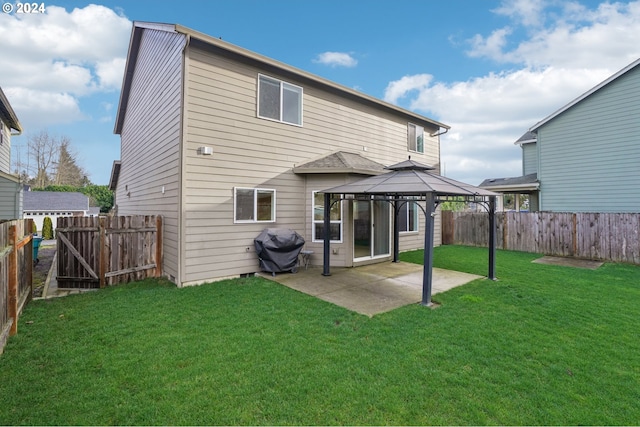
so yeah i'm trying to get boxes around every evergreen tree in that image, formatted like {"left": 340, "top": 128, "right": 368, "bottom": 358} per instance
{"left": 54, "top": 139, "right": 89, "bottom": 187}
{"left": 42, "top": 217, "right": 54, "bottom": 239}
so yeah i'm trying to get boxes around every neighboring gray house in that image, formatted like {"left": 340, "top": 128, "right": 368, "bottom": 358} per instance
{"left": 113, "top": 22, "right": 450, "bottom": 287}
{"left": 23, "top": 191, "right": 91, "bottom": 232}
{"left": 479, "top": 131, "right": 539, "bottom": 212}
{"left": 482, "top": 57, "right": 640, "bottom": 213}
{"left": 0, "top": 86, "right": 23, "bottom": 220}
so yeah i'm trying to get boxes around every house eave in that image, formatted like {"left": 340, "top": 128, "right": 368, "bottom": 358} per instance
{"left": 109, "top": 160, "right": 121, "bottom": 191}
{"left": 530, "top": 57, "right": 640, "bottom": 132}
{"left": 480, "top": 183, "right": 540, "bottom": 192}
{"left": 0, "top": 87, "right": 23, "bottom": 134}
{"left": 178, "top": 24, "right": 450, "bottom": 131}
{"left": 0, "top": 170, "right": 21, "bottom": 184}
{"left": 514, "top": 139, "right": 536, "bottom": 146}
{"left": 114, "top": 21, "right": 450, "bottom": 135}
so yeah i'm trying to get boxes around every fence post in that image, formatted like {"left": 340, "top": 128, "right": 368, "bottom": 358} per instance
{"left": 8, "top": 225, "right": 18, "bottom": 336}
{"left": 155, "top": 216, "right": 163, "bottom": 277}
{"left": 488, "top": 196, "right": 497, "bottom": 280}
{"left": 441, "top": 210, "right": 453, "bottom": 245}
{"left": 502, "top": 211, "right": 508, "bottom": 250}
{"left": 572, "top": 213, "right": 577, "bottom": 257}
{"left": 99, "top": 216, "right": 106, "bottom": 288}
{"left": 26, "top": 219, "right": 34, "bottom": 304}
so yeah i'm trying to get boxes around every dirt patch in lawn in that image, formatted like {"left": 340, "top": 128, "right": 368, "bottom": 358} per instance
{"left": 532, "top": 256, "right": 603, "bottom": 270}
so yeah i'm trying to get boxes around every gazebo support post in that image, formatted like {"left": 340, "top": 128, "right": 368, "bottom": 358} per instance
{"left": 322, "top": 192, "right": 331, "bottom": 276}
{"left": 488, "top": 195, "right": 497, "bottom": 280}
{"left": 421, "top": 192, "right": 436, "bottom": 307}
{"left": 393, "top": 198, "right": 400, "bottom": 263}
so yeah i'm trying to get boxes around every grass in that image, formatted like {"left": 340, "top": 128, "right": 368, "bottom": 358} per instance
{"left": 1, "top": 245, "right": 639, "bottom": 425}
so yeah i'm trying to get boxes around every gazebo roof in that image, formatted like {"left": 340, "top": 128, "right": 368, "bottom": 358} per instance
{"left": 293, "top": 151, "right": 387, "bottom": 176}
{"left": 323, "top": 159, "right": 498, "bottom": 197}
{"left": 317, "top": 158, "right": 499, "bottom": 308}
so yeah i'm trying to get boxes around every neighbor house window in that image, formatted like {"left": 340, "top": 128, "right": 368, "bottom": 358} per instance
{"left": 234, "top": 187, "right": 276, "bottom": 223}
{"left": 258, "top": 74, "right": 303, "bottom": 126}
{"left": 312, "top": 191, "right": 342, "bottom": 242}
{"left": 408, "top": 123, "right": 424, "bottom": 153}
{"left": 398, "top": 197, "right": 419, "bottom": 233}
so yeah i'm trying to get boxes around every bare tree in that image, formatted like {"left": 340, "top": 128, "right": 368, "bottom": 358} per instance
{"left": 23, "top": 130, "right": 90, "bottom": 188}
{"left": 27, "top": 130, "right": 60, "bottom": 188}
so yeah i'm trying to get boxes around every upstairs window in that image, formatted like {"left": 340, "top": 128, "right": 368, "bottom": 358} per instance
{"left": 398, "top": 197, "right": 419, "bottom": 233}
{"left": 234, "top": 187, "right": 276, "bottom": 223}
{"left": 408, "top": 123, "right": 424, "bottom": 153}
{"left": 258, "top": 74, "right": 303, "bottom": 126}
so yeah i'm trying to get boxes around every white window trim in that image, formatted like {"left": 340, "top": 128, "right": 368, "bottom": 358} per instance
{"left": 257, "top": 74, "right": 303, "bottom": 127}
{"left": 408, "top": 123, "right": 425, "bottom": 154}
{"left": 312, "top": 191, "right": 343, "bottom": 243}
{"left": 234, "top": 187, "right": 277, "bottom": 223}
{"left": 399, "top": 197, "right": 420, "bottom": 234}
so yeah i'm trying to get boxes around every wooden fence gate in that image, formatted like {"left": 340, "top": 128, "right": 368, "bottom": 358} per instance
{"left": 56, "top": 215, "right": 163, "bottom": 288}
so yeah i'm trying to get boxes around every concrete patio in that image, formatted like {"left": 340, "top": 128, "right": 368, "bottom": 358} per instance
{"left": 259, "top": 261, "right": 483, "bottom": 316}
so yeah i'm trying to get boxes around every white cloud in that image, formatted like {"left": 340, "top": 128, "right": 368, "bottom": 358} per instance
{"left": 467, "top": 0, "right": 640, "bottom": 67}
{"left": 467, "top": 27, "right": 513, "bottom": 61}
{"left": 383, "top": 74, "right": 433, "bottom": 104}
{"left": 95, "top": 58, "right": 128, "bottom": 90}
{"left": 0, "top": 4, "right": 131, "bottom": 131}
{"left": 385, "top": 0, "right": 640, "bottom": 185}
{"left": 313, "top": 51, "right": 358, "bottom": 68}
{"left": 493, "top": 0, "right": 548, "bottom": 28}
{"left": 4, "top": 87, "right": 85, "bottom": 126}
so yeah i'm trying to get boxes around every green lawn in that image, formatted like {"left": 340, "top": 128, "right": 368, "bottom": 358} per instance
{"left": 1, "top": 245, "right": 639, "bottom": 425}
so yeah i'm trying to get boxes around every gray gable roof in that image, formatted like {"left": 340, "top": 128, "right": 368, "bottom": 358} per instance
{"left": 514, "top": 131, "right": 537, "bottom": 145}
{"left": 324, "top": 160, "right": 498, "bottom": 197}
{"left": 479, "top": 173, "right": 539, "bottom": 191}
{"left": 293, "top": 151, "right": 387, "bottom": 175}
{"left": 24, "top": 191, "right": 89, "bottom": 211}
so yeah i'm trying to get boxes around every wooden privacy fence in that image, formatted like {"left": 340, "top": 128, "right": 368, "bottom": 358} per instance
{"left": 57, "top": 215, "right": 163, "bottom": 288}
{"left": 1, "top": 219, "right": 34, "bottom": 354}
{"left": 442, "top": 211, "right": 640, "bottom": 264}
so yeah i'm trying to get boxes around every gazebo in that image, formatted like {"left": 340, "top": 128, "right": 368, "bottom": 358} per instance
{"left": 321, "top": 159, "right": 499, "bottom": 307}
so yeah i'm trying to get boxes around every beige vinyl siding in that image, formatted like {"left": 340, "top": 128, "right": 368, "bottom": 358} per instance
{"left": 115, "top": 28, "right": 186, "bottom": 282}
{"left": 180, "top": 46, "right": 441, "bottom": 284}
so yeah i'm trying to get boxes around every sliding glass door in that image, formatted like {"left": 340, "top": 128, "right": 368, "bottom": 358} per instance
{"left": 353, "top": 198, "right": 390, "bottom": 260}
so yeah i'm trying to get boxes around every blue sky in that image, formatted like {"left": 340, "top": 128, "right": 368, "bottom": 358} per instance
{"left": 2, "top": 0, "right": 640, "bottom": 185}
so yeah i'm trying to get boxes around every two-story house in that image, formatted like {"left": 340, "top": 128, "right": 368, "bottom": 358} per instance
{"left": 112, "top": 22, "right": 450, "bottom": 287}
{"left": 0, "top": 87, "right": 23, "bottom": 220}
{"left": 481, "top": 57, "right": 640, "bottom": 213}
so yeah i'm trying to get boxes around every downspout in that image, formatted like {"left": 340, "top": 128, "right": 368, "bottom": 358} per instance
{"left": 10, "top": 126, "right": 24, "bottom": 220}
{"left": 177, "top": 32, "right": 190, "bottom": 286}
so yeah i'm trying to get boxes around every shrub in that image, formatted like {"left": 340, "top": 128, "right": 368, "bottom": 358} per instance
{"left": 32, "top": 221, "right": 37, "bottom": 234}
{"left": 42, "top": 216, "right": 54, "bottom": 239}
